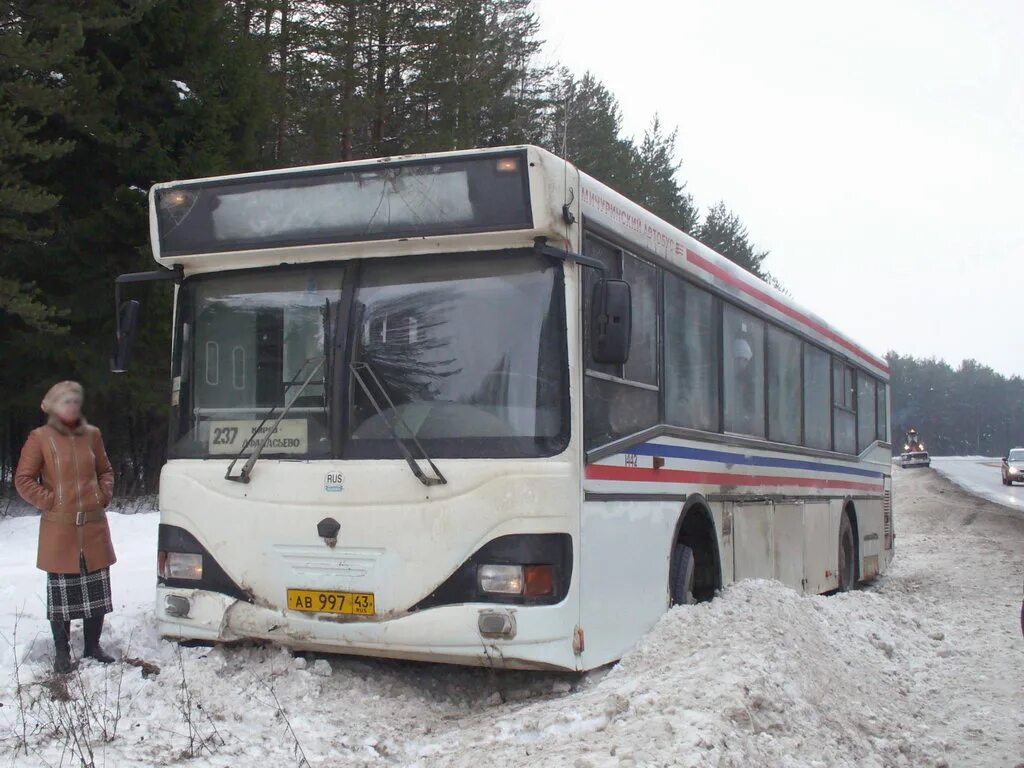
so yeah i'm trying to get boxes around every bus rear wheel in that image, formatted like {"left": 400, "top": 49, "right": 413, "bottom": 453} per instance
{"left": 837, "top": 510, "right": 856, "bottom": 591}
{"left": 670, "top": 506, "right": 721, "bottom": 605}
{"left": 670, "top": 543, "right": 696, "bottom": 606}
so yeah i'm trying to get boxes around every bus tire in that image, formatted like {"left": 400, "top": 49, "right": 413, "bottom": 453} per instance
{"left": 837, "top": 510, "right": 856, "bottom": 591}
{"left": 670, "top": 543, "right": 697, "bottom": 606}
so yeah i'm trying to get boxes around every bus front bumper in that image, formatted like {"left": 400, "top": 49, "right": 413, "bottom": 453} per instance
{"left": 155, "top": 587, "right": 579, "bottom": 671}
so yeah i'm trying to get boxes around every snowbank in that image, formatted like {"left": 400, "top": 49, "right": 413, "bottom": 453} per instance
{"left": 416, "top": 581, "right": 952, "bottom": 768}
{"left": 1, "top": 470, "right": 1021, "bottom": 766}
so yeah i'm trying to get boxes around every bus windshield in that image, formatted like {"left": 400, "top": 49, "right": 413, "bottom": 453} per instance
{"left": 172, "top": 266, "right": 344, "bottom": 460}
{"left": 169, "top": 251, "right": 568, "bottom": 460}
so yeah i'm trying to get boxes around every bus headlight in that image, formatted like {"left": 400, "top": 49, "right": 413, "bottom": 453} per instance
{"left": 478, "top": 564, "right": 555, "bottom": 596}
{"left": 478, "top": 565, "right": 523, "bottom": 594}
{"left": 160, "top": 552, "right": 203, "bottom": 580}
{"left": 412, "top": 534, "right": 571, "bottom": 611}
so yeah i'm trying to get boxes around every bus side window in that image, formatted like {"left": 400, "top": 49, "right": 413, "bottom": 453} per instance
{"left": 856, "top": 373, "right": 876, "bottom": 452}
{"left": 767, "top": 326, "right": 801, "bottom": 445}
{"left": 664, "top": 274, "right": 719, "bottom": 432}
{"left": 622, "top": 254, "right": 657, "bottom": 385}
{"left": 582, "top": 236, "right": 658, "bottom": 387}
{"left": 875, "top": 381, "right": 888, "bottom": 442}
{"left": 803, "top": 344, "right": 831, "bottom": 450}
{"left": 581, "top": 233, "right": 660, "bottom": 449}
{"left": 723, "top": 305, "right": 765, "bottom": 438}
{"left": 582, "top": 236, "right": 620, "bottom": 376}
{"left": 832, "top": 359, "right": 856, "bottom": 453}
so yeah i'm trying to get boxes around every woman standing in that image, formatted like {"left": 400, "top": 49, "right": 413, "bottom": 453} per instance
{"left": 14, "top": 381, "right": 117, "bottom": 674}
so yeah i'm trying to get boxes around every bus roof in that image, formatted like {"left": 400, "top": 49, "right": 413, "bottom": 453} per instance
{"left": 573, "top": 158, "right": 888, "bottom": 379}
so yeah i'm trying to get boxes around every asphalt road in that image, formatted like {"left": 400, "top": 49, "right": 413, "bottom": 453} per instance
{"left": 929, "top": 456, "right": 1024, "bottom": 513}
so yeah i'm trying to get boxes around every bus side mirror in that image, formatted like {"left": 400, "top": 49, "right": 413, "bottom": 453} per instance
{"left": 591, "top": 279, "right": 631, "bottom": 365}
{"left": 111, "top": 299, "right": 141, "bottom": 373}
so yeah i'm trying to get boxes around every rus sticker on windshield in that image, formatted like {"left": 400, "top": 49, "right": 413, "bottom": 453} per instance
{"left": 207, "top": 420, "right": 309, "bottom": 455}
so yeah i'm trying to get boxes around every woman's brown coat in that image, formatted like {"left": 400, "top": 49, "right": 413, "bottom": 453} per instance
{"left": 14, "top": 417, "right": 117, "bottom": 574}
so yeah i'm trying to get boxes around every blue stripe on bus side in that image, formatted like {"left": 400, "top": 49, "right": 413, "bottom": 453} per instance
{"left": 626, "top": 442, "right": 884, "bottom": 479}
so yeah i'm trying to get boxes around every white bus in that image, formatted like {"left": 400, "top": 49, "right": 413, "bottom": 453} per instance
{"left": 112, "top": 145, "right": 893, "bottom": 672}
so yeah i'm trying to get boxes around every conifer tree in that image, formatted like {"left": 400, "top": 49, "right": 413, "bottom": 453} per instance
{"left": 544, "top": 69, "right": 637, "bottom": 193}
{"left": 626, "top": 116, "right": 698, "bottom": 234}
{"left": 697, "top": 201, "right": 773, "bottom": 282}
{"left": 0, "top": 2, "right": 80, "bottom": 333}
{"left": 406, "top": 0, "right": 547, "bottom": 153}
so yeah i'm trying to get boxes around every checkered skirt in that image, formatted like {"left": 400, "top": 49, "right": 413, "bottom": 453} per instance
{"left": 46, "top": 556, "right": 112, "bottom": 621}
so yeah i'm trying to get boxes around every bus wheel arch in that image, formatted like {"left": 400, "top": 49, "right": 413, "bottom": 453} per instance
{"left": 838, "top": 500, "right": 860, "bottom": 590}
{"left": 669, "top": 496, "right": 722, "bottom": 606}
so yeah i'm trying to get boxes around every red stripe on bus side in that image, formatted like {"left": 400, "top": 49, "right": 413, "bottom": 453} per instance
{"left": 585, "top": 464, "right": 883, "bottom": 492}
{"left": 683, "top": 248, "right": 889, "bottom": 375}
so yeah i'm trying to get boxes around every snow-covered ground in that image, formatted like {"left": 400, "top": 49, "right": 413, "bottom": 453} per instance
{"left": 1, "top": 470, "right": 1022, "bottom": 767}
{"left": 931, "top": 456, "right": 1024, "bottom": 514}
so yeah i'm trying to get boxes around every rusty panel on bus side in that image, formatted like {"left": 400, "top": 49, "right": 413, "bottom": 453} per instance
{"left": 732, "top": 500, "right": 773, "bottom": 582}
{"left": 715, "top": 502, "right": 735, "bottom": 588}
{"left": 772, "top": 502, "right": 804, "bottom": 592}
{"left": 802, "top": 501, "right": 834, "bottom": 594}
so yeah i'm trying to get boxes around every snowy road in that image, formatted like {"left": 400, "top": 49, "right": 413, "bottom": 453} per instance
{"left": 1, "top": 469, "right": 1023, "bottom": 767}
{"left": 931, "top": 456, "right": 1024, "bottom": 513}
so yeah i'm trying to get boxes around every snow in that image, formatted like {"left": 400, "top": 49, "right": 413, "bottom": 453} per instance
{"left": 931, "top": 456, "right": 1024, "bottom": 513}
{"left": 170, "top": 80, "right": 191, "bottom": 100}
{"left": 1, "top": 470, "right": 1022, "bottom": 766}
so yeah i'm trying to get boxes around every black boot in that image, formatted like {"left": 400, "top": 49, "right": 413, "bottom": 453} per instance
{"left": 83, "top": 615, "right": 115, "bottom": 664}
{"left": 50, "top": 620, "right": 75, "bottom": 674}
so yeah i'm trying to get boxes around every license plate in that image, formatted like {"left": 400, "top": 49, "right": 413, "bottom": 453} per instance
{"left": 286, "top": 589, "right": 375, "bottom": 616}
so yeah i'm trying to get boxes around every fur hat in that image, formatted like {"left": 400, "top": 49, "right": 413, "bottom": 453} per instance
{"left": 41, "top": 381, "right": 84, "bottom": 414}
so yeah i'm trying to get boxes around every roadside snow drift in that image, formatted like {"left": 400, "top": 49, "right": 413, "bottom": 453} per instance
{"left": 1, "top": 468, "right": 1022, "bottom": 767}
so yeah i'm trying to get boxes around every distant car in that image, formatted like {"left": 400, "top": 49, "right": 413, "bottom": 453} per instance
{"left": 1000, "top": 448, "right": 1024, "bottom": 485}
{"left": 900, "top": 451, "right": 931, "bottom": 469}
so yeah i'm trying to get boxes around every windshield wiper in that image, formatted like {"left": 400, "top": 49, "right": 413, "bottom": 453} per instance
{"left": 225, "top": 356, "right": 326, "bottom": 484}
{"left": 350, "top": 361, "right": 447, "bottom": 487}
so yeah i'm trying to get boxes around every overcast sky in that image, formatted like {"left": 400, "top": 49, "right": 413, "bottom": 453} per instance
{"left": 534, "top": 1, "right": 1023, "bottom": 377}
